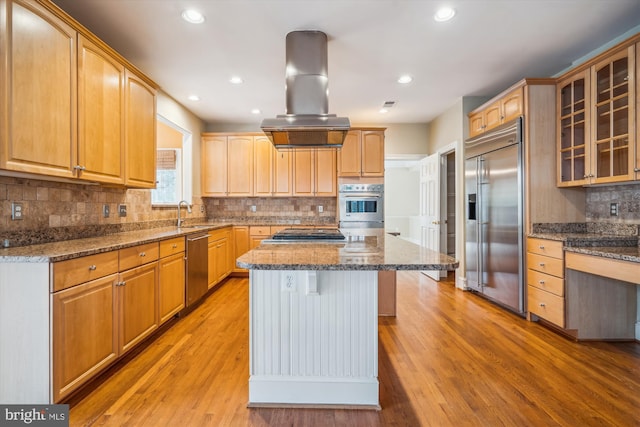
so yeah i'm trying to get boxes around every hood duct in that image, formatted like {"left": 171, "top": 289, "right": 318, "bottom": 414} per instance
{"left": 261, "top": 30, "right": 350, "bottom": 148}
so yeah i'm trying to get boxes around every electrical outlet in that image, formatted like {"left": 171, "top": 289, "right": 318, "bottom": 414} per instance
{"left": 200, "top": 205, "right": 205, "bottom": 213}
{"left": 282, "top": 272, "right": 297, "bottom": 292}
{"left": 118, "top": 204, "right": 127, "bottom": 217}
{"left": 318, "top": 205, "right": 323, "bottom": 213}
{"left": 103, "top": 204, "right": 110, "bottom": 218}
{"left": 250, "top": 205, "right": 257, "bottom": 212}
{"left": 11, "top": 202, "right": 23, "bottom": 220}
{"left": 610, "top": 202, "right": 619, "bottom": 216}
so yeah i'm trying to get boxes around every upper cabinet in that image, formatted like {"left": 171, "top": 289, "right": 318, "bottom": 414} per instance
{"left": 203, "top": 133, "right": 336, "bottom": 198}
{"left": 337, "top": 129, "right": 385, "bottom": 177}
{"left": 0, "top": 0, "right": 77, "bottom": 179}
{"left": 0, "top": 0, "right": 157, "bottom": 187}
{"left": 468, "top": 88, "right": 523, "bottom": 138}
{"left": 557, "top": 70, "right": 591, "bottom": 186}
{"left": 556, "top": 40, "right": 637, "bottom": 186}
{"left": 77, "top": 35, "right": 124, "bottom": 185}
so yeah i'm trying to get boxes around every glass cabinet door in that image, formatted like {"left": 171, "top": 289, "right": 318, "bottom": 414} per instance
{"left": 557, "top": 72, "right": 589, "bottom": 186}
{"left": 592, "top": 47, "right": 634, "bottom": 183}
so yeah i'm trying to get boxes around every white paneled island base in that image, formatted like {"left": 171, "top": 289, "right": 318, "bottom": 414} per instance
{"left": 248, "top": 270, "right": 380, "bottom": 409}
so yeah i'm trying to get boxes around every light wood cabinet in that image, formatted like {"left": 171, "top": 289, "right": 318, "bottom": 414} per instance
{"left": 468, "top": 88, "right": 523, "bottom": 138}
{"left": 337, "top": 129, "right": 385, "bottom": 177}
{"left": 0, "top": 0, "right": 77, "bottom": 178}
{"left": 590, "top": 46, "right": 635, "bottom": 184}
{"left": 124, "top": 70, "right": 157, "bottom": 188}
{"left": 208, "top": 227, "right": 233, "bottom": 288}
{"left": 249, "top": 226, "right": 272, "bottom": 249}
{"left": 0, "top": 0, "right": 157, "bottom": 187}
{"left": 556, "top": 38, "right": 638, "bottom": 186}
{"left": 293, "top": 148, "right": 337, "bottom": 196}
{"left": 202, "top": 135, "right": 228, "bottom": 196}
{"left": 254, "top": 136, "right": 274, "bottom": 197}
{"left": 227, "top": 135, "right": 253, "bottom": 196}
{"left": 557, "top": 70, "right": 591, "bottom": 186}
{"left": 526, "top": 238, "right": 565, "bottom": 328}
{"left": 77, "top": 34, "right": 125, "bottom": 185}
{"left": 273, "top": 149, "right": 293, "bottom": 196}
{"left": 233, "top": 226, "right": 250, "bottom": 273}
{"left": 118, "top": 262, "right": 158, "bottom": 354}
{"left": 158, "top": 237, "right": 185, "bottom": 324}
{"left": 52, "top": 273, "right": 118, "bottom": 402}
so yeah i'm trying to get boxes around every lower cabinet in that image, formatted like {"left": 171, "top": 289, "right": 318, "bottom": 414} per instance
{"left": 118, "top": 262, "right": 159, "bottom": 354}
{"left": 52, "top": 274, "right": 118, "bottom": 403}
{"left": 208, "top": 227, "right": 233, "bottom": 289}
{"left": 233, "top": 226, "right": 250, "bottom": 273}
{"left": 158, "top": 237, "right": 186, "bottom": 324}
{"left": 526, "top": 238, "right": 565, "bottom": 328}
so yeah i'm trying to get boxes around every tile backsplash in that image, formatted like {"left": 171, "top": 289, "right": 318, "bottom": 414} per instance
{"left": 203, "top": 197, "right": 337, "bottom": 225}
{"left": 0, "top": 176, "right": 205, "bottom": 247}
{"left": 586, "top": 183, "right": 640, "bottom": 223}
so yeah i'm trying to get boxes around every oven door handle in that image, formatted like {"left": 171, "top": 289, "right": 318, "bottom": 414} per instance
{"left": 340, "top": 194, "right": 382, "bottom": 198}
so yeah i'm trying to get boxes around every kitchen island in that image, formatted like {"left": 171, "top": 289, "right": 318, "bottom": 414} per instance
{"left": 236, "top": 229, "right": 458, "bottom": 409}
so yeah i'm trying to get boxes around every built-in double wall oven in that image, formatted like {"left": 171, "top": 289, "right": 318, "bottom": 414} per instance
{"left": 338, "top": 183, "right": 384, "bottom": 228}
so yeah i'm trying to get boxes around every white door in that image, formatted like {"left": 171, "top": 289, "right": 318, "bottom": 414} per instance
{"left": 420, "top": 153, "right": 442, "bottom": 280}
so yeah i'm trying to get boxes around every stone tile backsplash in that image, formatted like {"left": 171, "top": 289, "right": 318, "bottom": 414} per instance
{"left": 203, "top": 197, "right": 337, "bottom": 225}
{"left": 586, "top": 183, "right": 640, "bottom": 223}
{"left": 0, "top": 176, "right": 205, "bottom": 247}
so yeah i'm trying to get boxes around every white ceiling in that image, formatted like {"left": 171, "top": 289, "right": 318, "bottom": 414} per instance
{"left": 52, "top": 0, "right": 640, "bottom": 127}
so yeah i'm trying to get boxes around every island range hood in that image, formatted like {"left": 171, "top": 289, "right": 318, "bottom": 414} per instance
{"left": 261, "top": 30, "right": 350, "bottom": 149}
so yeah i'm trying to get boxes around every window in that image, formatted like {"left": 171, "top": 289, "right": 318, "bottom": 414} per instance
{"left": 151, "top": 116, "right": 192, "bottom": 206}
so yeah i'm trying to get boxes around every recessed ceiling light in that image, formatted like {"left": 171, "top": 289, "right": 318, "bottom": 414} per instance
{"left": 397, "top": 75, "right": 412, "bottom": 84}
{"left": 187, "top": 95, "right": 200, "bottom": 101}
{"left": 181, "top": 9, "right": 205, "bottom": 24}
{"left": 379, "top": 108, "right": 388, "bottom": 114}
{"left": 434, "top": 6, "right": 456, "bottom": 22}
{"left": 251, "top": 109, "right": 261, "bottom": 115}
{"left": 229, "top": 76, "right": 244, "bottom": 84}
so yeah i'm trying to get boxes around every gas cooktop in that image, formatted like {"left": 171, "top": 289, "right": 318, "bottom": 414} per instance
{"left": 271, "top": 228, "right": 346, "bottom": 241}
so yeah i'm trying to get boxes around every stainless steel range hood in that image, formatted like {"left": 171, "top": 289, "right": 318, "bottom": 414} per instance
{"left": 261, "top": 30, "right": 350, "bottom": 149}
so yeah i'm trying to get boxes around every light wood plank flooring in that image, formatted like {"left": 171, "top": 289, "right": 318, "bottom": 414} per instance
{"left": 67, "top": 272, "right": 640, "bottom": 426}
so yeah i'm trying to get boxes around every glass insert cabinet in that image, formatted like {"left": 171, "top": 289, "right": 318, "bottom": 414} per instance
{"left": 557, "top": 45, "right": 636, "bottom": 186}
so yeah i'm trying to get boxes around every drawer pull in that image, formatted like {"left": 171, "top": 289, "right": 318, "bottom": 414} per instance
{"left": 140, "top": 252, "right": 146, "bottom": 257}
{"left": 538, "top": 280, "right": 545, "bottom": 285}
{"left": 538, "top": 245, "right": 544, "bottom": 250}
{"left": 539, "top": 303, "right": 546, "bottom": 307}
{"left": 88, "top": 265, "right": 97, "bottom": 271}
{"left": 172, "top": 244, "right": 177, "bottom": 248}
{"left": 538, "top": 263, "right": 545, "bottom": 267}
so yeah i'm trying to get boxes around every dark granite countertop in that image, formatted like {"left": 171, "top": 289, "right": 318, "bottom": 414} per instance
{"left": 528, "top": 231, "right": 639, "bottom": 264}
{"left": 563, "top": 246, "right": 640, "bottom": 263}
{"left": 0, "top": 224, "right": 232, "bottom": 263}
{"left": 236, "top": 228, "right": 459, "bottom": 271}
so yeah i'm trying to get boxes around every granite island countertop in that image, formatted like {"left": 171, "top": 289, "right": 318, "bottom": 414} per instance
{"left": 0, "top": 223, "right": 231, "bottom": 263}
{"left": 236, "top": 228, "right": 459, "bottom": 271}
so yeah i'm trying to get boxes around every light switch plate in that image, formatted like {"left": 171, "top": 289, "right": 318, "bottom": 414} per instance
{"left": 118, "top": 204, "right": 127, "bottom": 217}
{"left": 103, "top": 204, "right": 110, "bottom": 218}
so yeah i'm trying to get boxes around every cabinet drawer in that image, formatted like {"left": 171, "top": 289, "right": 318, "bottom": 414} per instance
{"left": 527, "top": 252, "right": 564, "bottom": 278}
{"left": 249, "top": 226, "right": 271, "bottom": 237}
{"left": 209, "top": 227, "right": 231, "bottom": 242}
{"left": 527, "top": 269, "right": 564, "bottom": 297}
{"left": 526, "top": 238, "right": 563, "bottom": 258}
{"left": 159, "top": 237, "right": 185, "bottom": 258}
{"left": 528, "top": 285, "right": 564, "bottom": 327}
{"left": 52, "top": 251, "right": 119, "bottom": 292}
{"left": 119, "top": 242, "right": 159, "bottom": 271}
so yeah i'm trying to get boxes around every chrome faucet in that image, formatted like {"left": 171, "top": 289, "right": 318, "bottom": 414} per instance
{"left": 177, "top": 200, "right": 192, "bottom": 227}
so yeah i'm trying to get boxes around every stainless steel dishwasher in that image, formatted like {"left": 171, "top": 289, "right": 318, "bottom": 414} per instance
{"left": 186, "top": 232, "right": 209, "bottom": 308}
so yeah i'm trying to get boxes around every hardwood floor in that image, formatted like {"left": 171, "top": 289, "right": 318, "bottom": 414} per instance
{"left": 67, "top": 272, "right": 640, "bottom": 426}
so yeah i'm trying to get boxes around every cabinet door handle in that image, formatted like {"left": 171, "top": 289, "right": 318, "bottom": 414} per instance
{"left": 88, "top": 264, "right": 97, "bottom": 271}
{"left": 74, "top": 165, "right": 86, "bottom": 171}
{"left": 117, "top": 281, "right": 126, "bottom": 287}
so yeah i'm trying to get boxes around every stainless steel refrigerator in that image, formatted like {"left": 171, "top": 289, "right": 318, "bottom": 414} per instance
{"left": 465, "top": 117, "right": 524, "bottom": 315}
